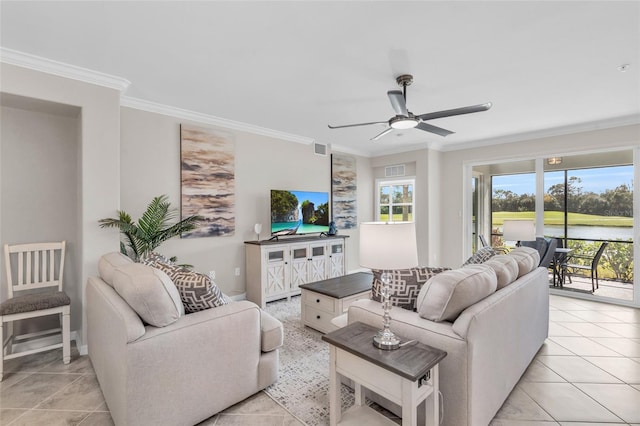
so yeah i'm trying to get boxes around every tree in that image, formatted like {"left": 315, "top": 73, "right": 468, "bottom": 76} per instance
{"left": 271, "top": 190, "right": 298, "bottom": 217}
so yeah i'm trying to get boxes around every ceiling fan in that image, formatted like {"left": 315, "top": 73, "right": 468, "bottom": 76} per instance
{"left": 328, "top": 74, "right": 492, "bottom": 141}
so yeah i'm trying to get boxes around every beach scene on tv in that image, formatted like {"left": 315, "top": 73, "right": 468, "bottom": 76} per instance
{"left": 271, "top": 190, "right": 330, "bottom": 236}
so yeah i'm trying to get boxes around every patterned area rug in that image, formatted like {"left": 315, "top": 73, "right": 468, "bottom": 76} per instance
{"left": 263, "top": 296, "right": 355, "bottom": 425}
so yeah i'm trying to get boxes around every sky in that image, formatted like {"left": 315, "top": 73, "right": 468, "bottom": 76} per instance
{"left": 493, "top": 165, "right": 633, "bottom": 195}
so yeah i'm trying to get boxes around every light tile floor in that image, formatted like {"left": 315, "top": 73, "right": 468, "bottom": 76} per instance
{"left": 1, "top": 294, "right": 638, "bottom": 425}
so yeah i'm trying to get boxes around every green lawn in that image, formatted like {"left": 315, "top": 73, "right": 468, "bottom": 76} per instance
{"left": 492, "top": 211, "right": 632, "bottom": 227}
{"left": 379, "top": 213, "right": 413, "bottom": 222}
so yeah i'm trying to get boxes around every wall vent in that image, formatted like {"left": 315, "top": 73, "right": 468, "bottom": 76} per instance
{"left": 385, "top": 164, "right": 405, "bottom": 177}
{"left": 314, "top": 142, "right": 328, "bottom": 156}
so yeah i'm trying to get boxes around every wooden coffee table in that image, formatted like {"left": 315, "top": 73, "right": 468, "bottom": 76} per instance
{"left": 322, "top": 321, "right": 447, "bottom": 426}
{"left": 299, "top": 272, "right": 372, "bottom": 333}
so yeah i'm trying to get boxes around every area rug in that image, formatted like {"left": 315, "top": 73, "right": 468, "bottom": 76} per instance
{"left": 263, "top": 296, "right": 355, "bottom": 425}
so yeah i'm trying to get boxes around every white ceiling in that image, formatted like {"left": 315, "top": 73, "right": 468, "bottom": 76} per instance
{"left": 1, "top": 1, "right": 639, "bottom": 157}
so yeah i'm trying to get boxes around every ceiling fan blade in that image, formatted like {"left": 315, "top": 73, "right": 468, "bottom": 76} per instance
{"left": 370, "top": 127, "right": 394, "bottom": 141}
{"left": 417, "top": 102, "right": 492, "bottom": 121}
{"left": 387, "top": 90, "right": 408, "bottom": 116}
{"left": 328, "top": 120, "right": 387, "bottom": 129}
{"left": 416, "top": 122, "right": 454, "bottom": 137}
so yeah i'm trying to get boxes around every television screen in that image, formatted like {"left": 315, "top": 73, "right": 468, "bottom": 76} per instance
{"left": 271, "top": 190, "right": 330, "bottom": 236}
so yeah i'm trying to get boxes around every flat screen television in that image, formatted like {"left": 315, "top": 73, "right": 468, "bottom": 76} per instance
{"left": 270, "top": 190, "right": 330, "bottom": 236}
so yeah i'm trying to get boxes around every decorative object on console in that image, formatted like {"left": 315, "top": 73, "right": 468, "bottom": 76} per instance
{"left": 254, "top": 223, "right": 262, "bottom": 241}
{"left": 502, "top": 219, "right": 535, "bottom": 247}
{"left": 180, "top": 124, "right": 235, "bottom": 237}
{"left": 359, "top": 222, "right": 418, "bottom": 350}
{"left": 99, "top": 195, "right": 202, "bottom": 262}
{"left": 331, "top": 153, "right": 357, "bottom": 229}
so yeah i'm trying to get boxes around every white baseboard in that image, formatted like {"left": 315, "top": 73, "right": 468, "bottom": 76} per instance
{"left": 10, "top": 330, "right": 82, "bottom": 355}
{"left": 229, "top": 292, "right": 247, "bottom": 301}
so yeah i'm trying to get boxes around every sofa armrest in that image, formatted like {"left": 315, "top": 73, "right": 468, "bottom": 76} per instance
{"left": 260, "top": 311, "right": 283, "bottom": 352}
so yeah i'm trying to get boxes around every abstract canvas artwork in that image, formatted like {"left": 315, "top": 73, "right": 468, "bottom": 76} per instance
{"left": 180, "top": 124, "right": 235, "bottom": 237}
{"left": 331, "top": 153, "right": 357, "bottom": 229}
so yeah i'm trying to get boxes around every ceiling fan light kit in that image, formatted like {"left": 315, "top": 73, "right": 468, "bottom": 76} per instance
{"left": 328, "top": 74, "right": 492, "bottom": 141}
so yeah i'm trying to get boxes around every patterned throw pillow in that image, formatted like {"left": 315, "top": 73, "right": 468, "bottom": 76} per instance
{"left": 141, "top": 253, "right": 228, "bottom": 313}
{"left": 461, "top": 246, "right": 497, "bottom": 267}
{"left": 371, "top": 267, "right": 451, "bottom": 311}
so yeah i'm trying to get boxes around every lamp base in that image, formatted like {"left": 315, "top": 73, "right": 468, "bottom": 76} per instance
{"left": 373, "top": 329, "right": 401, "bottom": 350}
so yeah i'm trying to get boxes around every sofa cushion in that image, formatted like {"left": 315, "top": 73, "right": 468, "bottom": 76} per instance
{"left": 260, "top": 311, "right": 284, "bottom": 352}
{"left": 416, "top": 264, "right": 498, "bottom": 322}
{"left": 98, "top": 252, "right": 134, "bottom": 287}
{"left": 484, "top": 254, "right": 519, "bottom": 289}
{"left": 141, "top": 253, "right": 229, "bottom": 313}
{"left": 461, "top": 246, "right": 496, "bottom": 267}
{"left": 112, "top": 263, "right": 184, "bottom": 327}
{"left": 508, "top": 246, "right": 540, "bottom": 277}
{"left": 371, "top": 266, "right": 451, "bottom": 311}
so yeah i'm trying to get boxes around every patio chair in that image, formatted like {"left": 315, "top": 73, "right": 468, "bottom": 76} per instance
{"left": 521, "top": 237, "right": 557, "bottom": 268}
{"left": 0, "top": 241, "right": 70, "bottom": 381}
{"left": 566, "top": 241, "right": 609, "bottom": 293}
{"left": 549, "top": 238, "right": 569, "bottom": 286}
{"left": 479, "top": 234, "right": 509, "bottom": 254}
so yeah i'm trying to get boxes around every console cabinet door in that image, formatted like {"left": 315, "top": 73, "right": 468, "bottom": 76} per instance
{"left": 265, "top": 247, "right": 289, "bottom": 299}
{"left": 328, "top": 241, "right": 345, "bottom": 278}
{"left": 309, "top": 242, "right": 327, "bottom": 282}
{"left": 290, "top": 244, "right": 310, "bottom": 290}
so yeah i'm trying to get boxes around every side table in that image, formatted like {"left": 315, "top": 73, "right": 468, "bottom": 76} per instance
{"left": 299, "top": 272, "right": 372, "bottom": 333}
{"left": 322, "top": 321, "right": 447, "bottom": 426}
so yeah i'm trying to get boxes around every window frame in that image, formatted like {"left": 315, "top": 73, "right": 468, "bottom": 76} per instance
{"left": 375, "top": 177, "right": 416, "bottom": 222}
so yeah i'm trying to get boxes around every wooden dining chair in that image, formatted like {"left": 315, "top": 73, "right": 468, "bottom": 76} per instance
{"left": 0, "top": 241, "right": 70, "bottom": 381}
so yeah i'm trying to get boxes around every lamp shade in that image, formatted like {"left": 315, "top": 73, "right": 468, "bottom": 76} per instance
{"left": 359, "top": 222, "right": 419, "bottom": 270}
{"left": 502, "top": 220, "right": 536, "bottom": 242}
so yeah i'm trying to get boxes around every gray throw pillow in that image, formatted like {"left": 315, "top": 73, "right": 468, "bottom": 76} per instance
{"left": 141, "top": 253, "right": 228, "bottom": 313}
{"left": 461, "top": 246, "right": 496, "bottom": 267}
{"left": 371, "top": 266, "right": 451, "bottom": 311}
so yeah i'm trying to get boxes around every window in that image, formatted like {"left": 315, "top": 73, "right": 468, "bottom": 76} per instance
{"left": 376, "top": 178, "right": 415, "bottom": 222}
{"left": 491, "top": 172, "right": 536, "bottom": 242}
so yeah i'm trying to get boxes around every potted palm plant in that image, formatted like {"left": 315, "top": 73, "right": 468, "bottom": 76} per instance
{"left": 99, "top": 195, "right": 203, "bottom": 262}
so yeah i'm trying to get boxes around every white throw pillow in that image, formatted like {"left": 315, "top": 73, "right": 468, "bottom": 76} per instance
{"left": 416, "top": 264, "right": 497, "bottom": 322}
{"left": 112, "top": 263, "right": 184, "bottom": 327}
{"left": 508, "top": 247, "right": 540, "bottom": 277}
{"left": 484, "top": 254, "right": 519, "bottom": 289}
{"left": 98, "top": 252, "right": 134, "bottom": 287}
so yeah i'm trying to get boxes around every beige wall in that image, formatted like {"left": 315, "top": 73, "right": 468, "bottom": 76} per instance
{"left": 439, "top": 124, "right": 640, "bottom": 268}
{"left": 0, "top": 63, "right": 122, "bottom": 350}
{"left": 0, "top": 104, "right": 81, "bottom": 333}
{"left": 119, "top": 107, "right": 372, "bottom": 294}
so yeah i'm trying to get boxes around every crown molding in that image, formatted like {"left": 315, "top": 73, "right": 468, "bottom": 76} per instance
{"left": 438, "top": 114, "right": 640, "bottom": 152}
{"left": 0, "top": 47, "right": 131, "bottom": 92}
{"left": 121, "top": 96, "right": 315, "bottom": 145}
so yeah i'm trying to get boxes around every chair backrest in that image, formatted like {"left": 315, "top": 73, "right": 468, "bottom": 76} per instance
{"left": 591, "top": 242, "right": 609, "bottom": 267}
{"left": 521, "top": 237, "right": 548, "bottom": 262}
{"left": 539, "top": 237, "right": 557, "bottom": 268}
{"left": 4, "top": 241, "right": 66, "bottom": 298}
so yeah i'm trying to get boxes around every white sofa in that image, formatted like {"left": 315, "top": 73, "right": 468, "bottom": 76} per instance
{"left": 345, "top": 252, "right": 549, "bottom": 426}
{"left": 87, "top": 253, "right": 283, "bottom": 426}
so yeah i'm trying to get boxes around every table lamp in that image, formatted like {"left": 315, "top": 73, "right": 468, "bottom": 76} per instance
{"left": 359, "top": 222, "right": 418, "bottom": 350}
{"left": 502, "top": 220, "right": 535, "bottom": 247}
